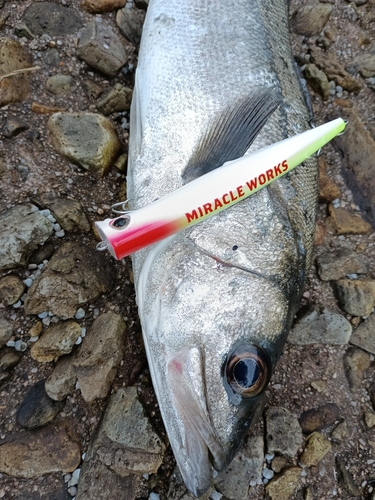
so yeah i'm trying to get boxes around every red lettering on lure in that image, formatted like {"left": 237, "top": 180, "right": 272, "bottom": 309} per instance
{"left": 203, "top": 203, "right": 213, "bottom": 215}
{"left": 186, "top": 209, "right": 199, "bottom": 223}
{"left": 222, "top": 193, "right": 230, "bottom": 204}
{"left": 214, "top": 198, "right": 223, "bottom": 210}
{"left": 282, "top": 159, "right": 289, "bottom": 171}
{"left": 246, "top": 178, "right": 258, "bottom": 191}
{"left": 266, "top": 169, "right": 274, "bottom": 181}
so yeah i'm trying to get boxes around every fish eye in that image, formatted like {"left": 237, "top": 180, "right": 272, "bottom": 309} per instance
{"left": 111, "top": 216, "right": 130, "bottom": 229}
{"left": 224, "top": 344, "right": 271, "bottom": 400}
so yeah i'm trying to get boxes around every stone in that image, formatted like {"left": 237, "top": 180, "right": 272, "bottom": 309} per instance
{"left": 271, "top": 456, "right": 290, "bottom": 474}
{"left": 364, "top": 412, "right": 375, "bottom": 428}
{"left": 265, "top": 467, "right": 301, "bottom": 500}
{"left": 74, "top": 313, "right": 126, "bottom": 402}
{"left": 311, "top": 380, "right": 326, "bottom": 393}
{"left": 316, "top": 248, "right": 368, "bottom": 281}
{"left": 350, "top": 313, "right": 375, "bottom": 354}
{"left": 31, "top": 102, "right": 66, "bottom": 114}
{"left": 14, "top": 23, "right": 34, "bottom": 40}
{"left": 0, "top": 347, "right": 23, "bottom": 372}
{"left": 292, "top": 3, "right": 332, "bottom": 37}
{"left": 80, "top": 0, "right": 126, "bottom": 13}
{"left": 310, "top": 47, "right": 362, "bottom": 93}
{"left": 96, "top": 83, "right": 133, "bottom": 116}
{"left": 38, "top": 194, "right": 91, "bottom": 233}
{"left": 26, "top": 129, "right": 44, "bottom": 152}
{"left": 76, "top": 459, "right": 140, "bottom": 500}
{"left": 336, "top": 455, "right": 361, "bottom": 496}
{"left": 332, "top": 107, "right": 375, "bottom": 223}
{"left": 45, "top": 355, "right": 77, "bottom": 401}
{"left": 0, "top": 205, "right": 53, "bottom": 271}
{"left": 46, "top": 75, "right": 74, "bottom": 95}
{"left": 84, "top": 387, "right": 165, "bottom": 476}
{"left": 332, "top": 420, "right": 349, "bottom": 440}
{"left": 76, "top": 22, "right": 127, "bottom": 77}
{"left": 318, "top": 157, "right": 341, "bottom": 202}
{"left": 215, "top": 436, "right": 263, "bottom": 499}
{"left": 347, "top": 52, "right": 375, "bottom": 78}
{"left": 135, "top": 0, "right": 149, "bottom": 9}
{"left": 304, "top": 64, "right": 330, "bottom": 100}
{"left": 0, "top": 420, "right": 81, "bottom": 477}
{"left": 29, "top": 241, "right": 55, "bottom": 265}
{"left": 116, "top": 7, "right": 145, "bottom": 47}
{"left": 344, "top": 346, "right": 371, "bottom": 390}
{"left": 298, "top": 403, "right": 340, "bottom": 434}
{"left": 327, "top": 205, "right": 371, "bottom": 235}
{"left": 30, "top": 321, "right": 81, "bottom": 363}
{"left": 1, "top": 117, "right": 29, "bottom": 138}
{"left": 0, "top": 315, "right": 12, "bottom": 348}
{"left": 23, "top": 2, "right": 82, "bottom": 36}
{"left": 42, "top": 48, "right": 60, "bottom": 68}
{"left": 47, "top": 112, "right": 121, "bottom": 176}
{"left": 0, "top": 274, "right": 25, "bottom": 306}
{"left": 314, "top": 219, "right": 326, "bottom": 245}
{"left": 24, "top": 242, "right": 115, "bottom": 318}
{"left": 0, "top": 39, "right": 33, "bottom": 107}
{"left": 289, "top": 306, "right": 352, "bottom": 345}
{"left": 266, "top": 406, "right": 303, "bottom": 457}
{"left": 114, "top": 153, "right": 128, "bottom": 173}
{"left": 16, "top": 379, "right": 65, "bottom": 429}
{"left": 299, "top": 432, "right": 332, "bottom": 466}
{"left": 29, "top": 321, "right": 43, "bottom": 338}
{"left": 333, "top": 279, "right": 375, "bottom": 317}
{"left": 82, "top": 79, "right": 104, "bottom": 100}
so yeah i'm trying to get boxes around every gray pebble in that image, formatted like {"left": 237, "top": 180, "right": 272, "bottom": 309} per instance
{"left": 55, "top": 230, "right": 65, "bottom": 238}
{"left": 40, "top": 209, "right": 51, "bottom": 217}
{"left": 75, "top": 308, "right": 85, "bottom": 319}
{"left": 13, "top": 300, "right": 22, "bottom": 308}
{"left": 23, "top": 278, "right": 33, "bottom": 288}
{"left": 15, "top": 340, "right": 27, "bottom": 352}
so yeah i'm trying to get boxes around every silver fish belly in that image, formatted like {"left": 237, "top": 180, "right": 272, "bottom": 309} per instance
{"left": 127, "top": 0, "right": 318, "bottom": 496}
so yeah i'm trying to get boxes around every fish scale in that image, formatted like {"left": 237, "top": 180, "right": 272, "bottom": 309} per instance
{"left": 127, "top": 0, "right": 318, "bottom": 496}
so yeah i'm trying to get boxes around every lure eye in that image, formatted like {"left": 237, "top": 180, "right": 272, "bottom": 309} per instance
{"left": 224, "top": 344, "right": 271, "bottom": 400}
{"left": 111, "top": 216, "right": 130, "bottom": 229}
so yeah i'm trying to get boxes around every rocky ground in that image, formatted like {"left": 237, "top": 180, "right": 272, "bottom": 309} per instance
{"left": 0, "top": 0, "right": 374, "bottom": 499}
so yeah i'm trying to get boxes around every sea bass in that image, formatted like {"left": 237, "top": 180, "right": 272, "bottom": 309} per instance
{"left": 127, "top": 0, "right": 317, "bottom": 496}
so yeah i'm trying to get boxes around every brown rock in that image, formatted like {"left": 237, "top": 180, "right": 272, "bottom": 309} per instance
{"left": 45, "top": 354, "right": 77, "bottom": 401}
{"left": 0, "top": 39, "right": 33, "bottom": 107}
{"left": 31, "top": 102, "right": 66, "bottom": 114}
{"left": 316, "top": 248, "right": 368, "bottom": 281}
{"left": 1, "top": 117, "right": 29, "bottom": 138}
{"left": 0, "top": 315, "right": 12, "bottom": 349}
{"left": 24, "top": 242, "right": 115, "bottom": 318}
{"left": 314, "top": 219, "right": 326, "bottom": 245}
{"left": 333, "top": 279, "right": 375, "bottom": 316}
{"left": 80, "top": 0, "right": 126, "bottom": 13}
{"left": 310, "top": 47, "right": 362, "bottom": 93}
{"left": 350, "top": 312, "right": 375, "bottom": 354}
{"left": 331, "top": 420, "right": 350, "bottom": 440}
{"left": 347, "top": 52, "right": 375, "bottom": 78}
{"left": 82, "top": 79, "right": 104, "bottom": 100}
{"left": 30, "top": 320, "right": 81, "bottom": 363}
{"left": 364, "top": 412, "right": 375, "bottom": 428}
{"left": 28, "top": 320, "right": 43, "bottom": 338}
{"left": 336, "top": 455, "right": 361, "bottom": 496}
{"left": 271, "top": 456, "right": 290, "bottom": 474}
{"left": 0, "top": 420, "right": 81, "bottom": 477}
{"left": 0, "top": 274, "right": 25, "bottom": 306}
{"left": 0, "top": 347, "right": 23, "bottom": 371}
{"left": 300, "top": 432, "right": 332, "bottom": 466}
{"left": 266, "top": 467, "right": 301, "bottom": 500}
{"left": 318, "top": 157, "right": 341, "bottom": 202}
{"left": 304, "top": 64, "right": 330, "bottom": 100}
{"left": 327, "top": 204, "right": 371, "bottom": 235}
{"left": 299, "top": 403, "right": 340, "bottom": 434}
{"left": 38, "top": 194, "right": 91, "bottom": 233}
{"left": 96, "top": 83, "right": 133, "bottom": 116}
{"left": 292, "top": 3, "right": 333, "bottom": 37}
{"left": 344, "top": 346, "right": 371, "bottom": 390}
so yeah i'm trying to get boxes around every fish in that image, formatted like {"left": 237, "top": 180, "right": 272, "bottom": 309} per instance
{"left": 127, "top": 0, "right": 318, "bottom": 496}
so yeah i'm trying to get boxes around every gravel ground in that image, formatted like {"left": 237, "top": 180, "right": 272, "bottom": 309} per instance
{"left": 0, "top": 1, "right": 375, "bottom": 499}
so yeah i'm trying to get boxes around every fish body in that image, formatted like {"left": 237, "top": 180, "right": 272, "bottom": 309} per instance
{"left": 127, "top": 0, "right": 318, "bottom": 496}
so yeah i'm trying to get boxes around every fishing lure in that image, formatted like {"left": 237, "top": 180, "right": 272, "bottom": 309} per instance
{"left": 95, "top": 118, "right": 345, "bottom": 260}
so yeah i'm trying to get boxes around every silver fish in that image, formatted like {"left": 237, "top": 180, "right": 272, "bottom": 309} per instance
{"left": 127, "top": 0, "right": 317, "bottom": 496}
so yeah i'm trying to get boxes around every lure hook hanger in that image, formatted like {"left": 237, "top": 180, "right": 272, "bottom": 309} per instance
{"left": 111, "top": 199, "right": 131, "bottom": 215}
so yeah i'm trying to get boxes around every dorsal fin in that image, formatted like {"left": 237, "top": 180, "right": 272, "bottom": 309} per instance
{"left": 182, "top": 88, "right": 279, "bottom": 184}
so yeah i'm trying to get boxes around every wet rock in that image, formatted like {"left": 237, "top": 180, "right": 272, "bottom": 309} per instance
{"left": 30, "top": 321, "right": 81, "bottom": 363}
{"left": 266, "top": 406, "right": 303, "bottom": 457}
{"left": 76, "top": 22, "right": 127, "bottom": 77}
{"left": 331, "top": 420, "right": 350, "bottom": 441}
{"left": 24, "top": 242, "right": 115, "bottom": 318}
{"left": 23, "top": 2, "right": 82, "bottom": 36}
{"left": 82, "top": 79, "right": 104, "bottom": 100}
{"left": 298, "top": 403, "right": 340, "bottom": 434}
{"left": 0, "top": 420, "right": 81, "bottom": 477}
{"left": 215, "top": 436, "right": 263, "bottom": 498}
{"left": 29, "top": 241, "right": 55, "bottom": 265}
{"left": 32, "top": 102, "right": 65, "bottom": 114}
{"left": 344, "top": 346, "right": 371, "bottom": 390}
{"left": 333, "top": 279, "right": 375, "bottom": 316}
{"left": 347, "top": 52, "right": 375, "bottom": 78}
{"left": 364, "top": 412, "right": 375, "bottom": 428}
{"left": 74, "top": 313, "right": 126, "bottom": 402}
{"left": 46, "top": 75, "right": 74, "bottom": 95}
{"left": 318, "top": 157, "right": 341, "bottom": 202}
{"left": 76, "top": 459, "right": 140, "bottom": 500}
{"left": 116, "top": 7, "right": 145, "bottom": 47}
{"left": 96, "top": 83, "right": 133, "bottom": 116}
{"left": 327, "top": 204, "right": 371, "bottom": 235}
{"left": 47, "top": 112, "right": 121, "bottom": 175}
{"left": 1, "top": 117, "right": 29, "bottom": 138}
{"left": 310, "top": 47, "right": 362, "bottom": 93}
{"left": 45, "top": 355, "right": 77, "bottom": 401}
{"left": 350, "top": 312, "right": 375, "bottom": 354}
{"left": 16, "top": 379, "right": 65, "bottom": 429}
{"left": 332, "top": 108, "right": 375, "bottom": 223}
{"left": 265, "top": 467, "right": 301, "bottom": 500}
{"left": 300, "top": 432, "right": 332, "bottom": 466}
{"left": 304, "top": 64, "right": 330, "bottom": 100}
{"left": 316, "top": 248, "right": 367, "bottom": 281}
{"left": 80, "top": 0, "right": 126, "bottom": 13}
{"left": 0, "top": 315, "right": 12, "bottom": 348}
{"left": 289, "top": 306, "right": 352, "bottom": 345}
{"left": 0, "top": 39, "right": 33, "bottom": 107}
{"left": 38, "top": 194, "right": 91, "bottom": 233}
{"left": 84, "top": 386, "right": 164, "bottom": 478}
{"left": 0, "top": 205, "right": 53, "bottom": 271}
{"left": 292, "top": 3, "right": 332, "bottom": 37}
{"left": 336, "top": 455, "right": 361, "bottom": 496}
{"left": 0, "top": 274, "right": 25, "bottom": 306}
